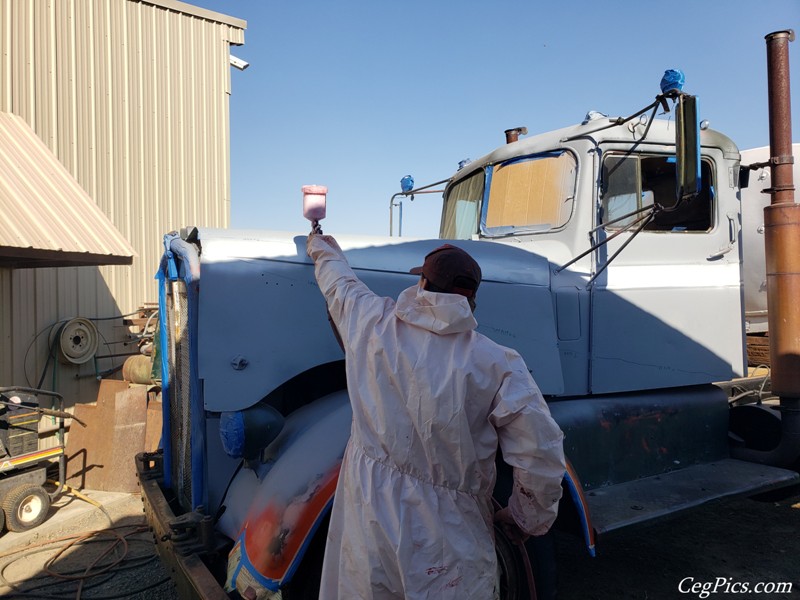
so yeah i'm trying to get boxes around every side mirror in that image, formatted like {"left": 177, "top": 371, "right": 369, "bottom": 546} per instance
{"left": 675, "top": 94, "right": 701, "bottom": 201}
{"left": 739, "top": 167, "right": 751, "bottom": 189}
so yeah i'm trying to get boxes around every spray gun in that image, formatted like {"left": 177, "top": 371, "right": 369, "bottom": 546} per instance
{"left": 302, "top": 184, "right": 344, "bottom": 351}
{"left": 302, "top": 185, "right": 327, "bottom": 234}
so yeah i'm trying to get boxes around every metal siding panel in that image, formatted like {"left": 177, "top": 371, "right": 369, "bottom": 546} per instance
{"left": 1, "top": 0, "right": 239, "bottom": 407}
{"left": 21, "top": 2, "right": 34, "bottom": 117}
{"left": 78, "top": 266, "right": 99, "bottom": 339}
{"left": 215, "top": 25, "right": 231, "bottom": 227}
{"left": 77, "top": 0, "right": 99, "bottom": 202}
{"left": 54, "top": 0, "right": 72, "bottom": 172}
{"left": 197, "top": 21, "right": 209, "bottom": 226}
{"left": 0, "top": 268, "right": 12, "bottom": 384}
{"left": 94, "top": 0, "right": 111, "bottom": 217}
{"left": 34, "top": 269, "right": 58, "bottom": 388}
{"left": 9, "top": 269, "right": 34, "bottom": 388}
{"left": 160, "top": 11, "right": 175, "bottom": 231}
{"left": 128, "top": 4, "right": 146, "bottom": 309}
{"left": 187, "top": 22, "right": 198, "bottom": 225}
{"left": 32, "top": 2, "right": 47, "bottom": 145}
{"left": 112, "top": 2, "right": 128, "bottom": 303}
{"left": 1, "top": 2, "right": 9, "bottom": 110}
{"left": 139, "top": 6, "right": 156, "bottom": 286}
{"left": 171, "top": 10, "right": 186, "bottom": 228}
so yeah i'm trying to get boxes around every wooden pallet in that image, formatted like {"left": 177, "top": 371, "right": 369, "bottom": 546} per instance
{"left": 746, "top": 333, "right": 771, "bottom": 367}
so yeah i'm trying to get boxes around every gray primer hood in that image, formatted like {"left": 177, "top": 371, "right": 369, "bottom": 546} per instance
{"left": 197, "top": 228, "right": 550, "bottom": 287}
{"left": 192, "top": 228, "right": 562, "bottom": 411}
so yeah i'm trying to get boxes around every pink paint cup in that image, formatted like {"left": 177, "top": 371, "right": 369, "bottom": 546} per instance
{"left": 302, "top": 185, "right": 327, "bottom": 221}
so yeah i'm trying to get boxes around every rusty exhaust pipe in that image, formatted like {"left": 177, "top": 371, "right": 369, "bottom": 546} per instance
{"left": 504, "top": 127, "right": 528, "bottom": 144}
{"left": 732, "top": 30, "right": 800, "bottom": 468}
{"left": 764, "top": 29, "right": 799, "bottom": 400}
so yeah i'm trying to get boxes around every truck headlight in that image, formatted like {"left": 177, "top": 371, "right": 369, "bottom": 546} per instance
{"left": 219, "top": 404, "right": 285, "bottom": 461}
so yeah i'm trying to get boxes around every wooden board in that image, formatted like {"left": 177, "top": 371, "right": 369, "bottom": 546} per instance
{"left": 747, "top": 334, "right": 771, "bottom": 367}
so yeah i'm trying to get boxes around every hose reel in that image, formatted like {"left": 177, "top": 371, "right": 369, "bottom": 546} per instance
{"left": 52, "top": 318, "right": 99, "bottom": 365}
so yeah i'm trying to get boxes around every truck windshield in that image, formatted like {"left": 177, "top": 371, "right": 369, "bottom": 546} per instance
{"left": 440, "top": 151, "right": 577, "bottom": 239}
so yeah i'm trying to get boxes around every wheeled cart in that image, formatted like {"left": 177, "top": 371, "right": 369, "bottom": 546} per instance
{"left": 0, "top": 387, "right": 71, "bottom": 533}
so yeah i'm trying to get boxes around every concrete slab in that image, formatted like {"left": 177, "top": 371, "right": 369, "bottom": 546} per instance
{"left": 0, "top": 488, "right": 133, "bottom": 553}
{"left": 0, "top": 486, "right": 178, "bottom": 599}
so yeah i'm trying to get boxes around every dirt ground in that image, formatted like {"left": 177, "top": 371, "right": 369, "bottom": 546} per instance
{"left": 554, "top": 484, "right": 800, "bottom": 599}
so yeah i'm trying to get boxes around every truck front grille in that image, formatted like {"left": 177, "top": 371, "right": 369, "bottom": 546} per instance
{"left": 167, "top": 280, "right": 192, "bottom": 511}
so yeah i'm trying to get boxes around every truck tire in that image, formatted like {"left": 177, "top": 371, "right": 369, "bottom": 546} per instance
{"left": 526, "top": 531, "right": 558, "bottom": 600}
{"left": 3, "top": 484, "right": 51, "bottom": 532}
{"left": 495, "top": 522, "right": 527, "bottom": 600}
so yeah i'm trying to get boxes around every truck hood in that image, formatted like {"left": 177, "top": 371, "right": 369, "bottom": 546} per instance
{"left": 197, "top": 228, "right": 551, "bottom": 287}
{"left": 185, "top": 228, "right": 563, "bottom": 411}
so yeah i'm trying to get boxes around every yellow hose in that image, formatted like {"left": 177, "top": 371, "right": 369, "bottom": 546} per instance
{"left": 46, "top": 480, "right": 104, "bottom": 509}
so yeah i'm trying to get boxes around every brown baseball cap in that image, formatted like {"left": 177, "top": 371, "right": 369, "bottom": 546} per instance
{"left": 410, "top": 244, "right": 482, "bottom": 298}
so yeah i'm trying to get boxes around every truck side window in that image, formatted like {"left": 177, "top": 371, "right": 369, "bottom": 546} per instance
{"left": 601, "top": 156, "right": 645, "bottom": 227}
{"left": 481, "top": 151, "right": 577, "bottom": 237}
{"left": 602, "top": 154, "right": 713, "bottom": 232}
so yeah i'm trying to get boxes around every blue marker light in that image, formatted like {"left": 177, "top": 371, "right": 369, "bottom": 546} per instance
{"left": 400, "top": 175, "right": 414, "bottom": 193}
{"left": 660, "top": 69, "right": 685, "bottom": 94}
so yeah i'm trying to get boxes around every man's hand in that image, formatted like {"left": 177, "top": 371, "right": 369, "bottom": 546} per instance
{"left": 307, "top": 233, "right": 343, "bottom": 258}
{"left": 494, "top": 506, "right": 530, "bottom": 545}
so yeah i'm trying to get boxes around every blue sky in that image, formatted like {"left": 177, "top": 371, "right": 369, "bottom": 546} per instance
{"left": 190, "top": 1, "right": 799, "bottom": 239}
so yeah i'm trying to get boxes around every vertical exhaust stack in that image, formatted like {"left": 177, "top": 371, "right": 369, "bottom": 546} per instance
{"left": 732, "top": 30, "right": 800, "bottom": 468}
{"left": 764, "top": 30, "right": 799, "bottom": 401}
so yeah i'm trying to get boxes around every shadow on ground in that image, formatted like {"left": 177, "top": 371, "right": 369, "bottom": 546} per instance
{"left": 555, "top": 485, "right": 800, "bottom": 599}
{"left": 0, "top": 484, "right": 798, "bottom": 599}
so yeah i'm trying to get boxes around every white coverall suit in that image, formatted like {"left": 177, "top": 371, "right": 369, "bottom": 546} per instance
{"left": 308, "top": 236, "right": 566, "bottom": 600}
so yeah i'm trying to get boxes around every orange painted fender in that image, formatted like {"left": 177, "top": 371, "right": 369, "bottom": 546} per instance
{"left": 221, "top": 391, "right": 352, "bottom": 593}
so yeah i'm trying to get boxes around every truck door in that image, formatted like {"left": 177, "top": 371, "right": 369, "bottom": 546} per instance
{"left": 590, "top": 149, "right": 746, "bottom": 393}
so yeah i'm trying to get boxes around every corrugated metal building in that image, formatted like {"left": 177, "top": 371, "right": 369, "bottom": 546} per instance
{"left": 0, "top": 1, "right": 245, "bottom": 410}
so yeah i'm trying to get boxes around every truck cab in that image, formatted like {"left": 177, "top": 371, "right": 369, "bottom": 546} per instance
{"left": 440, "top": 117, "right": 744, "bottom": 396}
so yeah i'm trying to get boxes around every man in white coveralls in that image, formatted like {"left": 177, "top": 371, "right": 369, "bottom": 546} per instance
{"left": 307, "top": 233, "right": 566, "bottom": 600}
